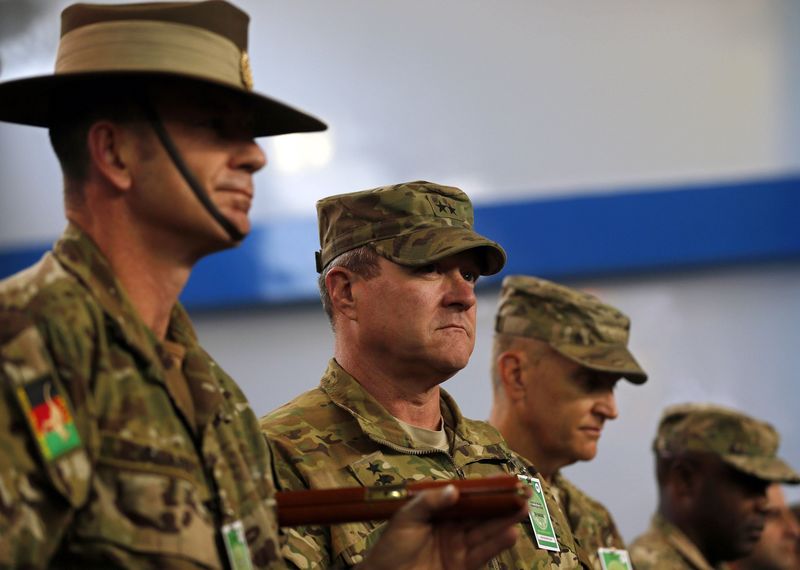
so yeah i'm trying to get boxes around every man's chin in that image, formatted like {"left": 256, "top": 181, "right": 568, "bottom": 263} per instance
{"left": 437, "top": 361, "right": 469, "bottom": 379}
{"left": 573, "top": 444, "right": 599, "bottom": 463}
{"left": 427, "top": 358, "right": 470, "bottom": 384}
{"left": 187, "top": 226, "right": 249, "bottom": 260}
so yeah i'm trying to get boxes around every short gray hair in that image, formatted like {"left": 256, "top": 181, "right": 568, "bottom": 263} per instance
{"left": 491, "top": 333, "right": 550, "bottom": 392}
{"left": 318, "top": 244, "right": 381, "bottom": 326}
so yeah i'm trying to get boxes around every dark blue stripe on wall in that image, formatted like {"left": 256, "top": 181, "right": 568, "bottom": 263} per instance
{"left": 1, "top": 175, "right": 798, "bottom": 309}
{"left": 479, "top": 175, "right": 800, "bottom": 282}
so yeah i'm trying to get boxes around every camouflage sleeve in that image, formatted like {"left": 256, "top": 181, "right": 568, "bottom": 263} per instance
{"left": 0, "top": 318, "right": 93, "bottom": 567}
{"left": 264, "top": 434, "right": 334, "bottom": 570}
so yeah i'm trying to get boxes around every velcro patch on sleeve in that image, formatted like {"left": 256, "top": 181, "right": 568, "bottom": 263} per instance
{"left": 17, "top": 376, "right": 82, "bottom": 460}
{"left": 2, "top": 326, "right": 83, "bottom": 462}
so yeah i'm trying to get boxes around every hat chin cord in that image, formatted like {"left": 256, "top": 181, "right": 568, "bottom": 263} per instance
{"left": 138, "top": 97, "right": 246, "bottom": 243}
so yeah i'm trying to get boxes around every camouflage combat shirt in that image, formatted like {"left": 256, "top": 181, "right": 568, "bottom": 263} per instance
{"left": 549, "top": 472, "right": 626, "bottom": 569}
{"left": 629, "top": 514, "right": 729, "bottom": 570}
{"left": 260, "top": 359, "right": 588, "bottom": 569}
{"left": 0, "top": 225, "right": 283, "bottom": 569}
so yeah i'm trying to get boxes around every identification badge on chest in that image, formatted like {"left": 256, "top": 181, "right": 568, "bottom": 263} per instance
{"left": 221, "top": 520, "right": 254, "bottom": 570}
{"left": 598, "top": 547, "right": 633, "bottom": 570}
{"left": 516, "top": 474, "right": 560, "bottom": 552}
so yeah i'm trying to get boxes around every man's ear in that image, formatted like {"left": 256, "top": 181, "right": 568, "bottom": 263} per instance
{"left": 326, "top": 267, "right": 359, "bottom": 323}
{"left": 86, "top": 121, "right": 137, "bottom": 191}
{"left": 497, "top": 351, "right": 526, "bottom": 402}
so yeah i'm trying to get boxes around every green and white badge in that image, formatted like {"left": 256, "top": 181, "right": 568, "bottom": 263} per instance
{"left": 598, "top": 548, "right": 633, "bottom": 570}
{"left": 222, "top": 520, "right": 254, "bottom": 570}
{"left": 517, "top": 474, "right": 559, "bottom": 552}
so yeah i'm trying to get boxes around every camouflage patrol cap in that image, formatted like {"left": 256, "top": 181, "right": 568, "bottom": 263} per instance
{"left": 315, "top": 180, "right": 506, "bottom": 274}
{"left": 654, "top": 403, "right": 800, "bottom": 484}
{"left": 494, "top": 275, "right": 647, "bottom": 384}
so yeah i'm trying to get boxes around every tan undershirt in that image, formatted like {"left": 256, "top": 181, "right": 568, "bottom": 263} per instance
{"left": 397, "top": 417, "right": 449, "bottom": 452}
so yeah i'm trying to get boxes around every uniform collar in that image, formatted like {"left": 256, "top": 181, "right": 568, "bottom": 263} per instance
{"left": 320, "top": 358, "right": 506, "bottom": 459}
{"left": 54, "top": 224, "right": 163, "bottom": 362}
{"left": 653, "top": 513, "right": 719, "bottom": 570}
{"left": 53, "top": 224, "right": 223, "bottom": 425}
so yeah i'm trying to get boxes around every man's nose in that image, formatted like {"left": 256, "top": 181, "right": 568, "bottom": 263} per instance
{"left": 444, "top": 269, "right": 477, "bottom": 310}
{"left": 231, "top": 139, "right": 267, "bottom": 173}
{"left": 594, "top": 390, "right": 619, "bottom": 421}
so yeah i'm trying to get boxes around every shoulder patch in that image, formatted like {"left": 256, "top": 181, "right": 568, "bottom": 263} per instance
{"left": 1, "top": 324, "right": 91, "bottom": 507}
{"left": 16, "top": 376, "right": 82, "bottom": 460}
{"left": 2, "top": 326, "right": 83, "bottom": 462}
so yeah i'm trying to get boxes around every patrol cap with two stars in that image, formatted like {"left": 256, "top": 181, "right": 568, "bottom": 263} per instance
{"left": 494, "top": 275, "right": 648, "bottom": 384}
{"left": 315, "top": 180, "right": 506, "bottom": 275}
{"left": 0, "top": 0, "right": 326, "bottom": 136}
{"left": 654, "top": 403, "right": 800, "bottom": 484}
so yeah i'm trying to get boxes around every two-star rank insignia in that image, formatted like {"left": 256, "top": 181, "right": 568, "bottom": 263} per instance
{"left": 17, "top": 377, "right": 81, "bottom": 461}
{"left": 430, "top": 198, "right": 459, "bottom": 217}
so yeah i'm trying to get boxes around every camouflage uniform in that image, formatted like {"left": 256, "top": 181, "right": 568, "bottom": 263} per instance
{"left": 261, "top": 359, "right": 588, "bottom": 569}
{"left": 549, "top": 473, "right": 626, "bottom": 569}
{"left": 268, "top": 182, "right": 586, "bottom": 568}
{"left": 0, "top": 225, "right": 284, "bottom": 569}
{"left": 630, "top": 404, "right": 800, "bottom": 570}
{"left": 629, "top": 514, "right": 726, "bottom": 570}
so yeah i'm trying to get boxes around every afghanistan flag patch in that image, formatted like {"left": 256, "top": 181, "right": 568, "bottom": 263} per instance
{"left": 17, "top": 377, "right": 81, "bottom": 460}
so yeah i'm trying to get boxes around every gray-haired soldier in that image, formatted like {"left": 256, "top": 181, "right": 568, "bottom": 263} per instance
{"left": 261, "top": 181, "right": 589, "bottom": 569}
{"left": 489, "top": 275, "right": 647, "bottom": 569}
{"left": 630, "top": 404, "right": 800, "bottom": 570}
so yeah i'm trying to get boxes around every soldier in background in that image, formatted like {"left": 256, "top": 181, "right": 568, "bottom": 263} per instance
{"left": 261, "top": 181, "right": 589, "bottom": 568}
{"left": 630, "top": 404, "right": 800, "bottom": 570}
{"left": 0, "top": 2, "right": 527, "bottom": 568}
{"left": 488, "top": 275, "right": 647, "bottom": 569}
{"left": 730, "top": 483, "right": 800, "bottom": 570}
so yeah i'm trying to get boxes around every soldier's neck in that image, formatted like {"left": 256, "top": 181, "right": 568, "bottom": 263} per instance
{"left": 334, "top": 351, "right": 444, "bottom": 430}
{"left": 489, "top": 408, "right": 561, "bottom": 481}
{"left": 659, "top": 506, "right": 721, "bottom": 567}
{"left": 71, "top": 216, "right": 192, "bottom": 340}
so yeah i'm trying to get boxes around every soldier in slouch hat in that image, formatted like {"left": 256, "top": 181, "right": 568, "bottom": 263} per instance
{"left": 0, "top": 4, "right": 524, "bottom": 569}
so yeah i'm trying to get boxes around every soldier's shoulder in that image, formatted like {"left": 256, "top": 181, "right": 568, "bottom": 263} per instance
{"left": 629, "top": 527, "right": 679, "bottom": 570}
{"left": 629, "top": 526, "right": 665, "bottom": 550}
{"left": 259, "top": 386, "right": 340, "bottom": 436}
{"left": 0, "top": 254, "right": 95, "bottom": 337}
{"left": 458, "top": 416, "right": 507, "bottom": 445}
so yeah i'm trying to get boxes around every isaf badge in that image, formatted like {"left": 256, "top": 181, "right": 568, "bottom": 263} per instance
{"left": 598, "top": 547, "right": 633, "bottom": 570}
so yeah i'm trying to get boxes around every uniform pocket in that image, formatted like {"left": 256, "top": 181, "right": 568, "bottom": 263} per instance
{"left": 68, "top": 432, "right": 222, "bottom": 568}
{"left": 336, "top": 521, "right": 386, "bottom": 568}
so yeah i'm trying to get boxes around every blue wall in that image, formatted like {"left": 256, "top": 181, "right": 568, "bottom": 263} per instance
{"left": 2, "top": 174, "right": 798, "bottom": 309}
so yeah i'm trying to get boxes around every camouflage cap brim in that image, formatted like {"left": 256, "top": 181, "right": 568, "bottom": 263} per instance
{"left": 552, "top": 342, "right": 648, "bottom": 384}
{"left": 371, "top": 225, "right": 506, "bottom": 276}
{"left": 723, "top": 454, "right": 800, "bottom": 485}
